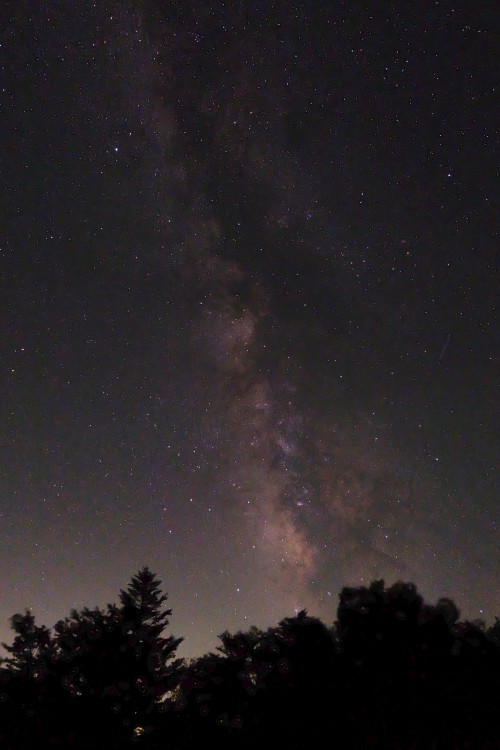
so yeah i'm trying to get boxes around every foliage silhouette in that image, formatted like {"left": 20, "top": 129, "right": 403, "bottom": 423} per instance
{"left": 0, "top": 568, "right": 182, "bottom": 749}
{"left": 0, "top": 574, "right": 499, "bottom": 749}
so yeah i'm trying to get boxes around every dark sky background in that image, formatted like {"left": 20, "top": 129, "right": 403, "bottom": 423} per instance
{"left": 0, "top": 1, "right": 498, "bottom": 658}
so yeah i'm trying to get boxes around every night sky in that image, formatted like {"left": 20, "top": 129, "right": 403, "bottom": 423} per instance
{"left": 1, "top": 1, "right": 498, "bottom": 659}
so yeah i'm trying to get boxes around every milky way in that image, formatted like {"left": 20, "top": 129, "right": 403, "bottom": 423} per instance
{"left": 0, "top": 1, "right": 497, "bottom": 657}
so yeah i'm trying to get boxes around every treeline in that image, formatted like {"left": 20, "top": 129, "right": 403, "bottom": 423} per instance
{"left": 1, "top": 569, "right": 499, "bottom": 749}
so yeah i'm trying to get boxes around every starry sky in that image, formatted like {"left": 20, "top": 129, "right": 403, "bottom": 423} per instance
{"left": 0, "top": 1, "right": 498, "bottom": 659}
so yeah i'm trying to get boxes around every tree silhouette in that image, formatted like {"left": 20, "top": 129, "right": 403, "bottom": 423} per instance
{"left": 116, "top": 566, "right": 183, "bottom": 741}
{"left": 51, "top": 567, "right": 182, "bottom": 747}
{"left": 486, "top": 616, "right": 500, "bottom": 649}
{"left": 0, "top": 610, "right": 54, "bottom": 677}
{"left": 0, "top": 611, "right": 58, "bottom": 749}
{"left": 0, "top": 574, "right": 499, "bottom": 749}
{"left": 0, "top": 568, "right": 182, "bottom": 749}
{"left": 250, "top": 610, "right": 337, "bottom": 747}
{"left": 118, "top": 566, "right": 182, "bottom": 686}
